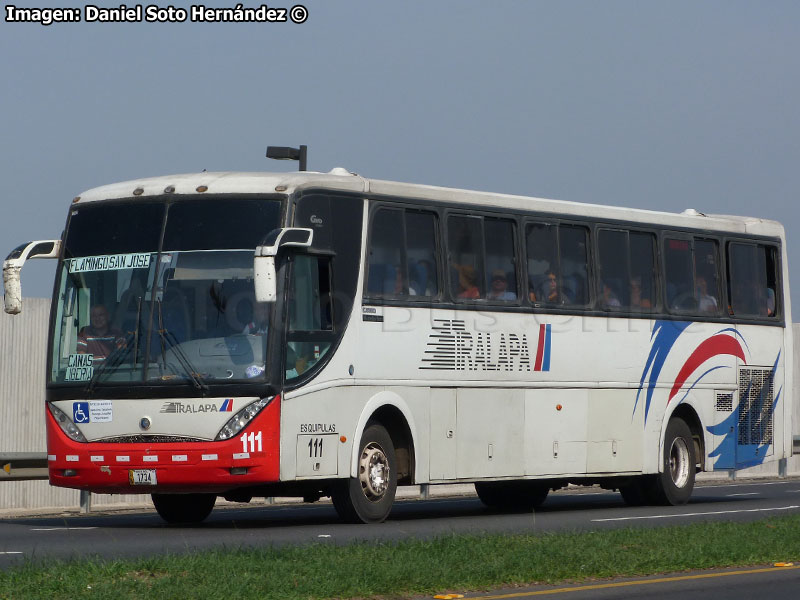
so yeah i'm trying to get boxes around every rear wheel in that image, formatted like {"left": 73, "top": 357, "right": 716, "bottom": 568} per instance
{"left": 331, "top": 424, "right": 397, "bottom": 523}
{"left": 475, "top": 480, "right": 549, "bottom": 510}
{"left": 151, "top": 493, "right": 216, "bottom": 524}
{"left": 647, "top": 418, "right": 696, "bottom": 505}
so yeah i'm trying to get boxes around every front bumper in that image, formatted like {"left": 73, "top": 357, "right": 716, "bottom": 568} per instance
{"left": 46, "top": 396, "right": 281, "bottom": 494}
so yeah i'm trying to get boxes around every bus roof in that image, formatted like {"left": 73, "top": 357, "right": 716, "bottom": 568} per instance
{"left": 75, "top": 169, "right": 784, "bottom": 238}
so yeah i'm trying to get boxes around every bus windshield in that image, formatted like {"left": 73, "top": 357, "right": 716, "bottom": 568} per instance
{"left": 49, "top": 197, "right": 282, "bottom": 389}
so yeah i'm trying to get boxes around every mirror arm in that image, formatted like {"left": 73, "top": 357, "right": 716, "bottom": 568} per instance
{"left": 253, "top": 228, "right": 313, "bottom": 303}
{"left": 3, "top": 239, "right": 62, "bottom": 314}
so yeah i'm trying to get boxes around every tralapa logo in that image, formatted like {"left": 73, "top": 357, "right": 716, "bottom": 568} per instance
{"left": 160, "top": 399, "right": 233, "bottom": 414}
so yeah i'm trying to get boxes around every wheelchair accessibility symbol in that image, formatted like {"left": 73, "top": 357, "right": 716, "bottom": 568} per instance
{"left": 73, "top": 402, "right": 90, "bottom": 424}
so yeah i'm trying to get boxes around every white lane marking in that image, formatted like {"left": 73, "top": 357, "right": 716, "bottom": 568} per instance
{"left": 31, "top": 527, "right": 99, "bottom": 531}
{"left": 592, "top": 505, "right": 800, "bottom": 522}
{"left": 0, "top": 552, "right": 23, "bottom": 555}
{"left": 699, "top": 481, "right": 789, "bottom": 489}
{"left": 726, "top": 493, "right": 760, "bottom": 497}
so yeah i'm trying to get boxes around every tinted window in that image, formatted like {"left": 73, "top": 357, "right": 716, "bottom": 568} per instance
{"left": 664, "top": 237, "right": 721, "bottom": 315}
{"left": 526, "top": 223, "right": 557, "bottom": 303}
{"left": 286, "top": 255, "right": 333, "bottom": 383}
{"left": 448, "top": 215, "right": 484, "bottom": 300}
{"left": 630, "top": 232, "right": 656, "bottom": 311}
{"left": 366, "top": 208, "right": 404, "bottom": 296}
{"left": 366, "top": 207, "right": 439, "bottom": 299}
{"left": 727, "top": 243, "right": 778, "bottom": 318}
{"left": 597, "top": 229, "right": 656, "bottom": 311}
{"left": 406, "top": 211, "right": 439, "bottom": 297}
{"left": 484, "top": 218, "right": 517, "bottom": 302}
{"left": 694, "top": 239, "right": 721, "bottom": 315}
{"left": 65, "top": 202, "right": 165, "bottom": 257}
{"left": 163, "top": 198, "right": 281, "bottom": 251}
{"left": 664, "top": 238, "right": 695, "bottom": 311}
{"left": 526, "top": 222, "right": 589, "bottom": 306}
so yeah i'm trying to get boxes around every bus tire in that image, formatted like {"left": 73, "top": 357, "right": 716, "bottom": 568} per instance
{"left": 151, "top": 493, "right": 216, "bottom": 524}
{"left": 647, "top": 418, "right": 696, "bottom": 506}
{"left": 331, "top": 423, "right": 397, "bottom": 524}
{"left": 475, "top": 480, "right": 549, "bottom": 510}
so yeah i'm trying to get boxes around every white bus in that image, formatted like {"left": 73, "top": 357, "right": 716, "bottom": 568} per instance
{"left": 4, "top": 160, "right": 792, "bottom": 523}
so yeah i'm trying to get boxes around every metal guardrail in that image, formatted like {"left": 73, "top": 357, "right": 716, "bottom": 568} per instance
{"left": 0, "top": 452, "right": 48, "bottom": 481}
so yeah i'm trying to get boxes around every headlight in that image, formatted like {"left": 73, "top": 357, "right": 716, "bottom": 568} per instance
{"left": 215, "top": 396, "right": 274, "bottom": 441}
{"left": 48, "top": 403, "right": 87, "bottom": 443}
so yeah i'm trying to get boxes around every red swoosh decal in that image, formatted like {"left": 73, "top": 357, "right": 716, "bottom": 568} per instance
{"left": 668, "top": 335, "right": 746, "bottom": 403}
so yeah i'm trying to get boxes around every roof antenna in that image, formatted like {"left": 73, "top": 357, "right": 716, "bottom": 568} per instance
{"left": 266, "top": 145, "right": 307, "bottom": 171}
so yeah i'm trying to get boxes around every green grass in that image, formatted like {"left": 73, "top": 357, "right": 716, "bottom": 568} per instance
{"left": 2, "top": 515, "right": 800, "bottom": 599}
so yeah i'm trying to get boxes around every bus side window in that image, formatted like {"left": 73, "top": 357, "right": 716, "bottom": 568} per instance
{"left": 525, "top": 222, "right": 557, "bottom": 303}
{"left": 597, "top": 229, "right": 627, "bottom": 309}
{"left": 694, "top": 239, "right": 721, "bottom": 315}
{"left": 366, "top": 208, "right": 404, "bottom": 296}
{"left": 286, "top": 255, "right": 333, "bottom": 381}
{"left": 365, "top": 207, "right": 439, "bottom": 299}
{"left": 664, "top": 238, "right": 694, "bottom": 311}
{"left": 448, "top": 215, "right": 484, "bottom": 300}
{"left": 629, "top": 232, "right": 656, "bottom": 311}
{"left": 558, "top": 224, "right": 589, "bottom": 306}
{"left": 484, "top": 218, "right": 518, "bottom": 302}
{"left": 727, "top": 242, "right": 778, "bottom": 318}
{"left": 405, "top": 210, "right": 439, "bottom": 297}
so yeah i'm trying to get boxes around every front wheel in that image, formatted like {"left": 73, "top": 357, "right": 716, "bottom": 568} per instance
{"left": 151, "top": 493, "right": 216, "bottom": 524}
{"left": 331, "top": 424, "right": 397, "bottom": 523}
{"left": 647, "top": 418, "right": 696, "bottom": 505}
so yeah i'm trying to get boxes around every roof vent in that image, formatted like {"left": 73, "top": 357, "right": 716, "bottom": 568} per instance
{"left": 681, "top": 208, "right": 706, "bottom": 217}
{"left": 328, "top": 167, "right": 353, "bottom": 176}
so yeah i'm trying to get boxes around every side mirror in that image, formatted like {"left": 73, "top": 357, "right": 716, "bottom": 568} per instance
{"left": 3, "top": 240, "right": 61, "bottom": 314}
{"left": 253, "top": 228, "right": 313, "bottom": 303}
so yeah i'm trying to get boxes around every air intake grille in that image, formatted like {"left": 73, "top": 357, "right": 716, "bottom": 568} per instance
{"left": 715, "top": 393, "right": 733, "bottom": 412}
{"left": 98, "top": 435, "right": 205, "bottom": 444}
{"left": 738, "top": 368, "right": 774, "bottom": 446}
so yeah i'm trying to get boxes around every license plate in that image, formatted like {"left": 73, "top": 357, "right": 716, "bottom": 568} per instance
{"left": 129, "top": 469, "right": 157, "bottom": 486}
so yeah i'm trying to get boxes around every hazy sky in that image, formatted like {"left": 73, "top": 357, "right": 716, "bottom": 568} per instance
{"left": 2, "top": 1, "right": 799, "bottom": 314}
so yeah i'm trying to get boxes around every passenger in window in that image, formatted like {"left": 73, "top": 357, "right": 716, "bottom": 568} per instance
{"left": 455, "top": 265, "right": 481, "bottom": 299}
{"left": 536, "top": 270, "right": 567, "bottom": 305}
{"left": 766, "top": 288, "right": 776, "bottom": 317}
{"left": 601, "top": 282, "right": 621, "bottom": 308}
{"left": 629, "top": 277, "right": 652, "bottom": 309}
{"left": 487, "top": 270, "right": 516, "bottom": 301}
{"left": 77, "top": 304, "right": 126, "bottom": 363}
{"left": 695, "top": 276, "right": 718, "bottom": 313}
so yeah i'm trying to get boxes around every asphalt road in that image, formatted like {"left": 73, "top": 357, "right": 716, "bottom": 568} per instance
{"left": 1, "top": 478, "right": 799, "bottom": 570}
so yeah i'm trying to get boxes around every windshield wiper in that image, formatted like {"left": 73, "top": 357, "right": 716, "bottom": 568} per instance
{"left": 155, "top": 300, "right": 209, "bottom": 392}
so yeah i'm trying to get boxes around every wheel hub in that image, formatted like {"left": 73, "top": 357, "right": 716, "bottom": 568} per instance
{"left": 359, "top": 442, "right": 389, "bottom": 501}
{"left": 669, "top": 437, "right": 690, "bottom": 488}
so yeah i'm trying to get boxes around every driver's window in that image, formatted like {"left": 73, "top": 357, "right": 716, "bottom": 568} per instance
{"left": 286, "top": 255, "right": 333, "bottom": 381}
